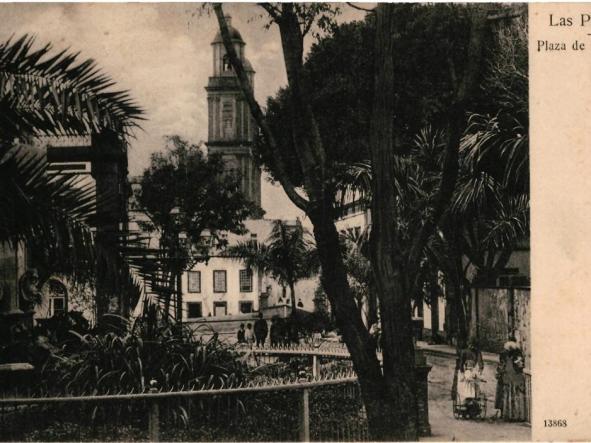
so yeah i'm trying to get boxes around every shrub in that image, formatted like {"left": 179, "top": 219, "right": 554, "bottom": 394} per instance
{"left": 34, "top": 321, "right": 247, "bottom": 396}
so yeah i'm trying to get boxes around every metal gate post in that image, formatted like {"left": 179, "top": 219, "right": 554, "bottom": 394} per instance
{"left": 149, "top": 382, "right": 160, "bottom": 441}
{"left": 299, "top": 388, "right": 310, "bottom": 442}
{"left": 149, "top": 399, "right": 159, "bottom": 441}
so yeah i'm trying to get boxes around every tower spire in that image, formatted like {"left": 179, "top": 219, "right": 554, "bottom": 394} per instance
{"left": 206, "top": 18, "right": 261, "bottom": 211}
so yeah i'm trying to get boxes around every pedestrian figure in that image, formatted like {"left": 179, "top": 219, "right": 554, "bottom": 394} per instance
{"left": 269, "top": 316, "right": 280, "bottom": 347}
{"left": 254, "top": 312, "right": 268, "bottom": 347}
{"left": 276, "top": 318, "right": 287, "bottom": 345}
{"left": 237, "top": 323, "right": 245, "bottom": 344}
{"left": 452, "top": 337, "right": 484, "bottom": 401}
{"left": 495, "top": 336, "right": 527, "bottom": 421}
{"left": 245, "top": 322, "right": 254, "bottom": 346}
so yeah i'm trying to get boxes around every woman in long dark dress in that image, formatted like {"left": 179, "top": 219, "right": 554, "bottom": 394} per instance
{"left": 495, "top": 338, "right": 527, "bottom": 421}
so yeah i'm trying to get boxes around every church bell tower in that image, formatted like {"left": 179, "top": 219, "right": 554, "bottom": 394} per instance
{"left": 206, "top": 16, "right": 261, "bottom": 209}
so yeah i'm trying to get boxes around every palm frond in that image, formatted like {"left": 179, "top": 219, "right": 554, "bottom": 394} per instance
{"left": 0, "top": 146, "right": 96, "bottom": 282}
{"left": 482, "top": 193, "right": 529, "bottom": 249}
{"left": 0, "top": 34, "right": 144, "bottom": 141}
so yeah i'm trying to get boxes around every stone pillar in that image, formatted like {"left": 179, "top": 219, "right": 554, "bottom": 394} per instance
{"left": 0, "top": 241, "right": 35, "bottom": 364}
{"left": 415, "top": 350, "right": 432, "bottom": 437}
{"left": 91, "top": 130, "right": 128, "bottom": 320}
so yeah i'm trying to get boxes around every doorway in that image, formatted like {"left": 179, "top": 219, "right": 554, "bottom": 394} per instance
{"left": 213, "top": 301, "right": 227, "bottom": 317}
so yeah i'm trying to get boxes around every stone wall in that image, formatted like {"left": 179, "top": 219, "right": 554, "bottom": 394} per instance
{"left": 473, "top": 287, "right": 531, "bottom": 366}
{"left": 475, "top": 287, "right": 510, "bottom": 353}
{"left": 514, "top": 288, "right": 531, "bottom": 369}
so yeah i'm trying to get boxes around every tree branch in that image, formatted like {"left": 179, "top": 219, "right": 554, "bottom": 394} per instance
{"left": 346, "top": 3, "right": 375, "bottom": 13}
{"left": 407, "top": 5, "right": 491, "bottom": 282}
{"left": 488, "top": 11, "right": 522, "bottom": 22}
{"left": 213, "top": 4, "right": 309, "bottom": 212}
{"left": 258, "top": 2, "right": 281, "bottom": 22}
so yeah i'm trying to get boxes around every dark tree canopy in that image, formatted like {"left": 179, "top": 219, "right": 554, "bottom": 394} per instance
{"left": 257, "top": 19, "right": 373, "bottom": 188}
{"left": 257, "top": 5, "right": 507, "bottom": 190}
{"left": 137, "top": 136, "right": 262, "bottom": 255}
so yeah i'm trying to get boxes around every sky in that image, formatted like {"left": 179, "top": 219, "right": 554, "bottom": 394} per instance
{"left": 0, "top": 2, "right": 368, "bottom": 220}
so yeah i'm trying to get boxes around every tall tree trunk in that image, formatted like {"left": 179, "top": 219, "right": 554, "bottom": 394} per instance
{"left": 367, "top": 283, "right": 379, "bottom": 329}
{"left": 309, "top": 206, "right": 400, "bottom": 441}
{"left": 430, "top": 280, "right": 440, "bottom": 341}
{"left": 164, "top": 270, "right": 174, "bottom": 322}
{"left": 368, "top": 5, "right": 419, "bottom": 439}
{"left": 288, "top": 280, "right": 297, "bottom": 317}
{"left": 176, "top": 269, "right": 183, "bottom": 324}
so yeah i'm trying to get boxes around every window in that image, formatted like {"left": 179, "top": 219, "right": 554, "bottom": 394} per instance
{"left": 239, "top": 301, "right": 253, "bottom": 314}
{"left": 187, "top": 302, "right": 202, "bottom": 319}
{"left": 222, "top": 99, "right": 234, "bottom": 139}
{"left": 213, "top": 270, "right": 227, "bottom": 293}
{"left": 187, "top": 271, "right": 201, "bottom": 293}
{"left": 239, "top": 269, "right": 253, "bottom": 292}
{"left": 47, "top": 279, "right": 67, "bottom": 317}
{"left": 50, "top": 297, "right": 65, "bottom": 316}
{"left": 222, "top": 54, "right": 231, "bottom": 72}
{"left": 213, "top": 301, "right": 227, "bottom": 316}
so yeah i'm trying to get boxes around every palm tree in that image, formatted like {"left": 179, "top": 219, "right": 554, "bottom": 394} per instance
{"left": 0, "top": 35, "right": 143, "bottom": 302}
{"left": 228, "top": 220, "right": 318, "bottom": 315}
{"left": 335, "top": 115, "right": 529, "bottom": 344}
{"left": 0, "top": 35, "right": 142, "bottom": 144}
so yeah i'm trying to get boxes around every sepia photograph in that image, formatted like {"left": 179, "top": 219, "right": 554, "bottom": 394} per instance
{"left": 0, "top": 2, "right": 530, "bottom": 441}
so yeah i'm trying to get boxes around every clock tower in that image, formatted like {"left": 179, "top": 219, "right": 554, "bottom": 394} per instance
{"left": 206, "top": 16, "right": 261, "bottom": 209}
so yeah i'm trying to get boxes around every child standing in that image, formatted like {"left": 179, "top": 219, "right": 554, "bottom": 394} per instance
{"left": 245, "top": 323, "right": 254, "bottom": 346}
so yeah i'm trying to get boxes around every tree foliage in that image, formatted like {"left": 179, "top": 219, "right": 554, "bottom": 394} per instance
{"left": 137, "top": 136, "right": 261, "bottom": 253}
{"left": 227, "top": 219, "right": 318, "bottom": 311}
{"left": 135, "top": 136, "right": 262, "bottom": 315}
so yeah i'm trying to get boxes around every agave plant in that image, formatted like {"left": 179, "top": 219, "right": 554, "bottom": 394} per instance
{"left": 37, "top": 321, "right": 248, "bottom": 397}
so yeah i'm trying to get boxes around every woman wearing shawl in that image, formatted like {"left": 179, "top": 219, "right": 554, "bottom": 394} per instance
{"left": 495, "top": 336, "right": 527, "bottom": 421}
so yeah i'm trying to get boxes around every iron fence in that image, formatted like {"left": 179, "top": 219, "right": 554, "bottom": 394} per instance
{"left": 0, "top": 375, "right": 367, "bottom": 442}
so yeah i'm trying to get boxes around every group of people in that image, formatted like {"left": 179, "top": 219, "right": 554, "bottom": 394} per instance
{"left": 237, "top": 314, "right": 301, "bottom": 347}
{"left": 453, "top": 335, "right": 527, "bottom": 422}
{"left": 237, "top": 313, "right": 268, "bottom": 347}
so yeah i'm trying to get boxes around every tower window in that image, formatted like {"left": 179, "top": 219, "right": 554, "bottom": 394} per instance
{"left": 222, "top": 99, "right": 234, "bottom": 139}
{"left": 222, "top": 54, "right": 232, "bottom": 72}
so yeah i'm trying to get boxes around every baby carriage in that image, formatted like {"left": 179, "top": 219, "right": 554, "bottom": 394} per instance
{"left": 452, "top": 366, "right": 487, "bottom": 419}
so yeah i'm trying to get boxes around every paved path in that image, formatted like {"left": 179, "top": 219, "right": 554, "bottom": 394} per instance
{"left": 425, "top": 381, "right": 531, "bottom": 441}
{"left": 421, "top": 341, "right": 531, "bottom": 441}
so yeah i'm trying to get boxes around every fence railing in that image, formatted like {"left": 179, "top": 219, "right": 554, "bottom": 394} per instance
{"left": 0, "top": 342, "right": 531, "bottom": 441}
{"left": 0, "top": 374, "right": 366, "bottom": 442}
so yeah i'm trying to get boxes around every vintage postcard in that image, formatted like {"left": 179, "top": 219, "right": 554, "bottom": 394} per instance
{"left": 0, "top": 2, "right": 586, "bottom": 442}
